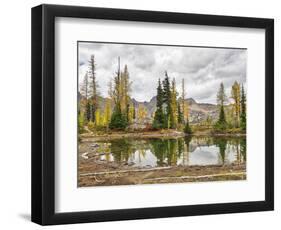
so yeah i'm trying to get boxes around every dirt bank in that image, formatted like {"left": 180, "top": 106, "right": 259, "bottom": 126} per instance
{"left": 80, "top": 130, "right": 246, "bottom": 142}
{"left": 78, "top": 133, "right": 246, "bottom": 187}
{"left": 78, "top": 163, "right": 246, "bottom": 187}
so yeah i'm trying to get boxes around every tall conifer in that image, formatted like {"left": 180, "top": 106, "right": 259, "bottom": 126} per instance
{"left": 162, "top": 71, "right": 173, "bottom": 128}
{"left": 153, "top": 79, "right": 165, "bottom": 129}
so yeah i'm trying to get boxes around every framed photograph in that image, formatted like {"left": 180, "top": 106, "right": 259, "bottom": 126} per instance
{"left": 31, "top": 4, "right": 274, "bottom": 225}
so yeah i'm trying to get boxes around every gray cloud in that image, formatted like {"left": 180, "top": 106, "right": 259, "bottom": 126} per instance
{"left": 78, "top": 42, "right": 246, "bottom": 104}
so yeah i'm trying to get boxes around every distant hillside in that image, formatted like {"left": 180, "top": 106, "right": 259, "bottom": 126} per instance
{"left": 131, "top": 96, "right": 218, "bottom": 124}
{"left": 79, "top": 93, "right": 220, "bottom": 124}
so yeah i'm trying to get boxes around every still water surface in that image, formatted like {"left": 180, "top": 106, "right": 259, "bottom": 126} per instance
{"left": 95, "top": 136, "right": 246, "bottom": 168}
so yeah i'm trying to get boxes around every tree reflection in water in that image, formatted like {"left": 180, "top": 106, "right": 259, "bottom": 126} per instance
{"left": 97, "top": 136, "right": 246, "bottom": 167}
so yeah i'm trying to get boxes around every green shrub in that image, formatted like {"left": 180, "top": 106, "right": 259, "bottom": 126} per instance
{"left": 214, "top": 121, "right": 228, "bottom": 131}
{"left": 109, "top": 110, "right": 128, "bottom": 130}
{"left": 184, "top": 121, "right": 192, "bottom": 134}
{"left": 87, "top": 121, "right": 95, "bottom": 131}
{"left": 152, "top": 119, "right": 163, "bottom": 130}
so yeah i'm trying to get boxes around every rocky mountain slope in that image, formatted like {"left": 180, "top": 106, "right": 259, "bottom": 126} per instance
{"left": 79, "top": 91, "right": 221, "bottom": 124}
{"left": 131, "top": 96, "right": 218, "bottom": 124}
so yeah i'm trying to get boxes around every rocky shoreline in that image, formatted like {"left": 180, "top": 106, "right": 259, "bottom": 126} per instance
{"left": 80, "top": 130, "right": 246, "bottom": 142}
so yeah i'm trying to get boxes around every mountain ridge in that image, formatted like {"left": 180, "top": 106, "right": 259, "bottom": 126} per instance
{"left": 79, "top": 93, "right": 219, "bottom": 124}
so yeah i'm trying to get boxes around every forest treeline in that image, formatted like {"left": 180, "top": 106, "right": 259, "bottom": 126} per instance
{"left": 78, "top": 55, "right": 247, "bottom": 134}
{"left": 152, "top": 72, "right": 192, "bottom": 133}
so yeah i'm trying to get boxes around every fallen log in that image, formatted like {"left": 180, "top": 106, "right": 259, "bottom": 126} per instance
{"left": 79, "top": 166, "right": 172, "bottom": 176}
{"left": 80, "top": 152, "right": 106, "bottom": 158}
{"left": 144, "top": 172, "right": 246, "bottom": 181}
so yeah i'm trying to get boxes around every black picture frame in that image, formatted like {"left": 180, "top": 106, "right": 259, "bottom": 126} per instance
{"left": 31, "top": 4, "right": 274, "bottom": 225}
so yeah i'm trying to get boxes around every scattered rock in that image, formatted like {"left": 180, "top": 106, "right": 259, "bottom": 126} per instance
{"left": 91, "top": 143, "right": 99, "bottom": 148}
{"left": 81, "top": 152, "right": 88, "bottom": 159}
{"left": 144, "top": 165, "right": 152, "bottom": 168}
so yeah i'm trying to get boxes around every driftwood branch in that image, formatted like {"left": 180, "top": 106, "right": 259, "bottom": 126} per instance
{"left": 80, "top": 166, "right": 172, "bottom": 176}
{"left": 144, "top": 172, "right": 246, "bottom": 181}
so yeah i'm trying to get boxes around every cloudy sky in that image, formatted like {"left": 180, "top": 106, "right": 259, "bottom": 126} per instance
{"left": 78, "top": 42, "right": 246, "bottom": 104}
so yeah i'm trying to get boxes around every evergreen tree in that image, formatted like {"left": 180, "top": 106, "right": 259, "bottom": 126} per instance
{"left": 153, "top": 79, "right": 165, "bottom": 129}
{"left": 109, "top": 105, "right": 128, "bottom": 130}
{"left": 133, "top": 104, "right": 136, "bottom": 119}
{"left": 109, "top": 57, "right": 128, "bottom": 130}
{"left": 215, "top": 102, "right": 227, "bottom": 130}
{"left": 240, "top": 84, "right": 246, "bottom": 130}
{"left": 184, "top": 119, "right": 192, "bottom": 134}
{"left": 215, "top": 83, "right": 227, "bottom": 130}
{"left": 218, "top": 105, "right": 226, "bottom": 124}
{"left": 89, "top": 55, "right": 98, "bottom": 123}
{"left": 217, "top": 82, "right": 227, "bottom": 106}
{"left": 162, "top": 71, "right": 173, "bottom": 128}
{"left": 177, "top": 103, "right": 184, "bottom": 124}
{"left": 85, "top": 101, "right": 91, "bottom": 122}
